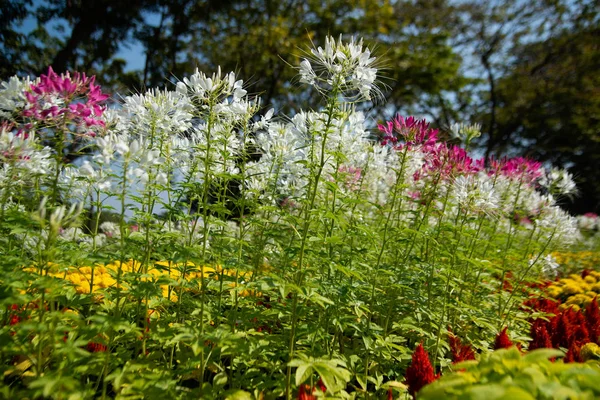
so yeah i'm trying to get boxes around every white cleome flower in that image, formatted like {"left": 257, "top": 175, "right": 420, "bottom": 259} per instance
{"left": 300, "top": 35, "right": 379, "bottom": 101}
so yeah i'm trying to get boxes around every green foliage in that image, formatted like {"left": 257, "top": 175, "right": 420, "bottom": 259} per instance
{"left": 419, "top": 348, "right": 600, "bottom": 400}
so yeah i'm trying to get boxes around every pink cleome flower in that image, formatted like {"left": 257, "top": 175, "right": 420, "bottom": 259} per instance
{"left": 22, "top": 67, "right": 109, "bottom": 136}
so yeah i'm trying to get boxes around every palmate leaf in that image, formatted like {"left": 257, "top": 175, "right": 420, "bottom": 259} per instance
{"left": 289, "top": 357, "right": 351, "bottom": 393}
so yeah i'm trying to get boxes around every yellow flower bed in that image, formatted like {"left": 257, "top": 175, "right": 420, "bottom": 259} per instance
{"left": 546, "top": 270, "right": 600, "bottom": 311}
{"left": 30, "top": 261, "right": 254, "bottom": 301}
{"left": 551, "top": 250, "right": 600, "bottom": 273}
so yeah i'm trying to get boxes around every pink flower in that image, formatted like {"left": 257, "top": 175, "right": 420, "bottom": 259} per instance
{"left": 22, "top": 67, "right": 109, "bottom": 136}
{"left": 378, "top": 115, "right": 438, "bottom": 149}
{"left": 489, "top": 156, "right": 543, "bottom": 184}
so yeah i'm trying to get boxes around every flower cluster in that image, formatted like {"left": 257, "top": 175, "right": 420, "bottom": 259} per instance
{"left": 493, "top": 327, "right": 515, "bottom": 350}
{"left": 26, "top": 260, "right": 251, "bottom": 301}
{"left": 577, "top": 213, "right": 599, "bottom": 231}
{"left": 405, "top": 343, "right": 439, "bottom": 397}
{"left": 0, "top": 35, "right": 597, "bottom": 399}
{"left": 526, "top": 295, "right": 600, "bottom": 362}
{"left": 23, "top": 67, "right": 109, "bottom": 134}
{"left": 545, "top": 270, "right": 600, "bottom": 311}
{"left": 299, "top": 35, "right": 378, "bottom": 101}
{"left": 551, "top": 250, "right": 600, "bottom": 274}
{"left": 447, "top": 330, "right": 476, "bottom": 364}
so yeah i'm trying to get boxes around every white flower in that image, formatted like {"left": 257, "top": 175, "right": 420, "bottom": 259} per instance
{"left": 156, "top": 172, "right": 168, "bottom": 186}
{"left": 448, "top": 123, "right": 482, "bottom": 144}
{"left": 300, "top": 35, "right": 378, "bottom": 101}
{"left": 536, "top": 206, "right": 580, "bottom": 244}
{"left": 79, "top": 161, "right": 96, "bottom": 177}
{"left": 0, "top": 76, "right": 35, "bottom": 119}
{"left": 114, "top": 140, "right": 129, "bottom": 155}
{"left": 539, "top": 254, "right": 560, "bottom": 278}
{"left": 577, "top": 213, "right": 598, "bottom": 230}
{"left": 100, "top": 221, "right": 121, "bottom": 239}
{"left": 128, "top": 167, "right": 149, "bottom": 184}
{"left": 539, "top": 168, "right": 577, "bottom": 196}
{"left": 299, "top": 60, "right": 316, "bottom": 86}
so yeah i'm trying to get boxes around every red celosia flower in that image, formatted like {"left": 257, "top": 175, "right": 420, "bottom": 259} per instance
{"left": 565, "top": 307, "right": 585, "bottom": 326}
{"left": 494, "top": 327, "right": 514, "bottom": 349}
{"left": 552, "top": 313, "right": 572, "bottom": 349}
{"left": 298, "top": 384, "right": 316, "bottom": 400}
{"left": 86, "top": 342, "right": 107, "bottom": 353}
{"left": 316, "top": 378, "right": 326, "bottom": 393}
{"left": 297, "top": 378, "right": 326, "bottom": 400}
{"left": 448, "top": 331, "right": 476, "bottom": 363}
{"left": 585, "top": 297, "right": 600, "bottom": 343}
{"left": 529, "top": 320, "right": 553, "bottom": 351}
{"left": 581, "top": 270, "right": 591, "bottom": 279}
{"left": 523, "top": 298, "right": 560, "bottom": 315}
{"left": 405, "top": 343, "right": 437, "bottom": 397}
{"left": 564, "top": 341, "right": 582, "bottom": 363}
{"left": 387, "top": 388, "right": 393, "bottom": 400}
{"left": 571, "top": 324, "right": 590, "bottom": 348}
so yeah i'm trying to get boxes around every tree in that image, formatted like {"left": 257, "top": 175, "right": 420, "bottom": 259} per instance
{"left": 0, "top": 0, "right": 33, "bottom": 78}
{"left": 491, "top": 25, "right": 600, "bottom": 213}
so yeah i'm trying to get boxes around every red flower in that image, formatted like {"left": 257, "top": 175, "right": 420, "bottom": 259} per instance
{"left": 9, "top": 314, "right": 20, "bottom": 326}
{"left": 552, "top": 313, "right": 572, "bottom": 349}
{"left": 564, "top": 341, "right": 582, "bottom": 363}
{"left": 581, "top": 270, "right": 591, "bottom": 279}
{"left": 501, "top": 272, "right": 514, "bottom": 292}
{"left": 448, "top": 331, "right": 476, "bottom": 363}
{"left": 523, "top": 298, "right": 560, "bottom": 314}
{"left": 298, "top": 384, "right": 316, "bottom": 400}
{"left": 571, "top": 324, "right": 590, "bottom": 348}
{"left": 585, "top": 297, "right": 600, "bottom": 343}
{"left": 86, "top": 342, "right": 107, "bottom": 353}
{"left": 297, "top": 378, "right": 326, "bottom": 399}
{"left": 529, "top": 320, "right": 553, "bottom": 351}
{"left": 494, "top": 327, "right": 514, "bottom": 349}
{"left": 316, "top": 378, "right": 326, "bottom": 393}
{"left": 405, "top": 343, "right": 438, "bottom": 397}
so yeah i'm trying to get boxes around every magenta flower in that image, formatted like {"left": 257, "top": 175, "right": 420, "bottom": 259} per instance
{"left": 489, "top": 156, "right": 543, "bottom": 184}
{"left": 23, "top": 67, "right": 109, "bottom": 135}
{"left": 378, "top": 115, "right": 438, "bottom": 149}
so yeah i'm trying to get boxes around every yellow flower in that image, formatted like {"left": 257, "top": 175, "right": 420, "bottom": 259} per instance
{"left": 562, "top": 283, "right": 584, "bottom": 295}
{"left": 580, "top": 343, "right": 600, "bottom": 361}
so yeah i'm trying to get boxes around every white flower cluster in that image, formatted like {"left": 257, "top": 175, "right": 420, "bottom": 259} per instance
{"left": 0, "top": 35, "right": 588, "bottom": 261}
{"left": 0, "top": 76, "right": 36, "bottom": 119}
{"left": 577, "top": 213, "right": 598, "bottom": 231}
{"left": 448, "top": 122, "right": 482, "bottom": 145}
{"left": 0, "top": 124, "right": 53, "bottom": 202}
{"left": 452, "top": 174, "right": 499, "bottom": 214}
{"left": 299, "top": 36, "right": 378, "bottom": 101}
{"left": 539, "top": 168, "right": 577, "bottom": 196}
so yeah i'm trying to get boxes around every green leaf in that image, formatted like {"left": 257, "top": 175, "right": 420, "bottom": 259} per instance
{"left": 295, "top": 364, "right": 313, "bottom": 386}
{"left": 214, "top": 371, "right": 228, "bottom": 388}
{"left": 225, "top": 390, "right": 253, "bottom": 400}
{"left": 521, "top": 348, "right": 564, "bottom": 363}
